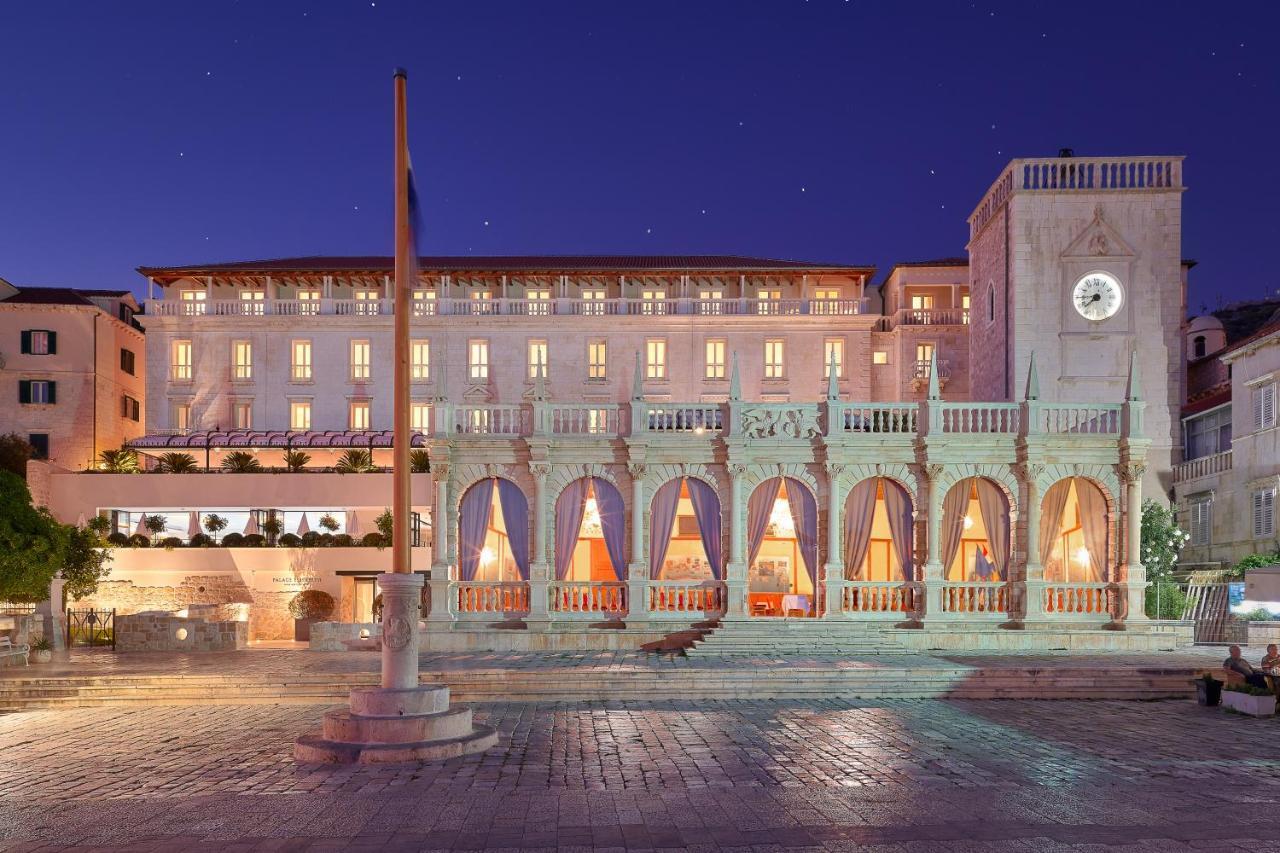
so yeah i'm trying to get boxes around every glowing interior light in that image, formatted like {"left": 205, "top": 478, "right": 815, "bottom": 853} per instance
{"left": 770, "top": 498, "right": 795, "bottom": 535}
{"left": 693, "top": 426, "right": 705, "bottom": 435}
{"left": 582, "top": 497, "right": 602, "bottom": 533}
{"left": 962, "top": 515, "right": 974, "bottom": 531}
{"left": 358, "top": 628, "right": 371, "bottom": 640}
{"left": 1074, "top": 546, "right": 1091, "bottom": 566}
{"left": 480, "top": 546, "right": 496, "bottom": 567}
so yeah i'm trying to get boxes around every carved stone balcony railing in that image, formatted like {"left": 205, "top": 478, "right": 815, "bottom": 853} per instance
{"left": 909, "top": 358, "right": 951, "bottom": 392}
{"left": 837, "top": 581, "right": 918, "bottom": 617}
{"left": 548, "top": 581, "right": 628, "bottom": 619}
{"left": 453, "top": 581, "right": 530, "bottom": 620}
{"left": 1173, "top": 450, "right": 1232, "bottom": 484}
{"left": 145, "top": 296, "right": 870, "bottom": 320}
{"left": 1043, "top": 583, "right": 1115, "bottom": 619}
{"left": 938, "top": 581, "right": 1012, "bottom": 617}
{"left": 879, "top": 308, "right": 969, "bottom": 330}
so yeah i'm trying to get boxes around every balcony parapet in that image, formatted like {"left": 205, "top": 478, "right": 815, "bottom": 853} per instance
{"left": 1173, "top": 450, "right": 1232, "bottom": 484}
{"left": 879, "top": 308, "right": 969, "bottom": 330}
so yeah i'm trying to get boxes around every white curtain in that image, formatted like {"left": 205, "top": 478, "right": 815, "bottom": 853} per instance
{"left": 1075, "top": 478, "right": 1109, "bottom": 582}
{"left": 1039, "top": 479, "right": 1072, "bottom": 572}
{"left": 975, "top": 479, "right": 1009, "bottom": 580}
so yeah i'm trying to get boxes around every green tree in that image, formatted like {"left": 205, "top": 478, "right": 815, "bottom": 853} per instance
{"left": 97, "top": 448, "right": 139, "bottom": 473}
{"left": 1141, "top": 499, "right": 1191, "bottom": 619}
{"left": 220, "top": 451, "right": 262, "bottom": 473}
{"left": 203, "top": 513, "right": 228, "bottom": 542}
{"left": 0, "top": 471, "right": 68, "bottom": 601}
{"left": 156, "top": 452, "right": 198, "bottom": 473}
{"left": 334, "top": 449, "right": 375, "bottom": 473}
{"left": 0, "top": 433, "right": 34, "bottom": 480}
{"left": 282, "top": 449, "right": 312, "bottom": 472}
{"left": 62, "top": 525, "right": 112, "bottom": 601}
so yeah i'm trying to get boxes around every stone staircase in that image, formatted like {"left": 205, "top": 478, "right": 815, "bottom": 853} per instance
{"left": 686, "top": 619, "right": 910, "bottom": 658}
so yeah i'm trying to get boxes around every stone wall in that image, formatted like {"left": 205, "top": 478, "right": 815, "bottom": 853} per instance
{"left": 116, "top": 613, "right": 247, "bottom": 652}
{"left": 77, "top": 575, "right": 296, "bottom": 641}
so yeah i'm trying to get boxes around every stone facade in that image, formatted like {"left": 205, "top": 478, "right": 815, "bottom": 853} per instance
{"left": 116, "top": 613, "right": 247, "bottom": 652}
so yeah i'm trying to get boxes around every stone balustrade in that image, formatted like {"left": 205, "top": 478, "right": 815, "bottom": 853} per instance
{"left": 548, "top": 581, "right": 628, "bottom": 618}
{"left": 837, "top": 581, "right": 918, "bottom": 616}
{"left": 454, "top": 581, "right": 530, "bottom": 619}
{"left": 647, "top": 581, "right": 726, "bottom": 615}
{"left": 1172, "top": 449, "right": 1232, "bottom": 484}
{"left": 1043, "top": 583, "right": 1116, "bottom": 618}
{"left": 937, "top": 582, "right": 1011, "bottom": 617}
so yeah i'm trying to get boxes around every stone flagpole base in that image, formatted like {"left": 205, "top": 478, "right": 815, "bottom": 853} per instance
{"left": 294, "top": 572, "right": 497, "bottom": 764}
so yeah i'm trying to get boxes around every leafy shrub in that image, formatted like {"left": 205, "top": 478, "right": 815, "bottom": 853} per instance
{"left": 156, "top": 452, "right": 198, "bottom": 473}
{"left": 188, "top": 532, "right": 211, "bottom": 547}
{"left": 1224, "top": 682, "right": 1274, "bottom": 697}
{"left": 220, "top": 451, "right": 263, "bottom": 473}
{"left": 106, "top": 532, "right": 129, "bottom": 547}
{"left": 335, "top": 449, "right": 376, "bottom": 473}
{"left": 278, "top": 533, "right": 302, "bottom": 548}
{"left": 288, "top": 590, "right": 335, "bottom": 620}
{"left": 97, "top": 448, "right": 139, "bottom": 473}
{"left": 86, "top": 515, "right": 111, "bottom": 536}
{"left": 410, "top": 449, "right": 431, "bottom": 473}
{"left": 126, "top": 533, "right": 150, "bottom": 548}
{"left": 319, "top": 532, "right": 334, "bottom": 546}
{"left": 242, "top": 533, "right": 267, "bottom": 548}
{"left": 361, "top": 532, "right": 385, "bottom": 548}
{"left": 1228, "top": 551, "right": 1280, "bottom": 579}
{"left": 261, "top": 517, "right": 284, "bottom": 541}
{"left": 203, "top": 513, "right": 228, "bottom": 540}
{"left": 318, "top": 514, "right": 340, "bottom": 533}
{"left": 1146, "top": 581, "right": 1188, "bottom": 620}
{"left": 160, "top": 536, "right": 183, "bottom": 550}
{"left": 1239, "top": 607, "right": 1277, "bottom": 623}
{"left": 282, "top": 449, "right": 312, "bottom": 472}
{"left": 300, "top": 531, "right": 323, "bottom": 547}
{"left": 332, "top": 533, "right": 354, "bottom": 547}
{"left": 221, "top": 532, "right": 245, "bottom": 547}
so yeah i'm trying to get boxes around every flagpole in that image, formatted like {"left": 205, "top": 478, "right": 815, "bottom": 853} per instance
{"left": 381, "top": 67, "right": 420, "bottom": 691}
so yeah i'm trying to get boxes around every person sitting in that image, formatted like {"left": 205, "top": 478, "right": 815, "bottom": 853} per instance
{"left": 1222, "top": 645, "right": 1270, "bottom": 690}
{"left": 1261, "top": 644, "right": 1280, "bottom": 673}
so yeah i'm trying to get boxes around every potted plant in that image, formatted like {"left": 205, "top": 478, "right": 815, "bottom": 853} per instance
{"left": 335, "top": 448, "right": 376, "bottom": 473}
{"left": 410, "top": 448, "right": 431, "bottom": 473}
{"left": 203, "top": 513, "right": 228, "bottom": 543}
{"left": 30, "top": 636, "right": 52, "bottom": 664}
{"left": 96, "top": 447, "right": 139, "bottom": 473}
{"left": 143, "top": 514, "right": 167, "bottom": 544}
{"left": 156, "top": 452, "right": 199, "bottom": 473}
{"left": 318, "top": 513, "right": 340, "bottom": 534}
{"left": 262, "top": 515, "right": 283, "bottom": 545}
{"left": 288, "top": 589, "right": 335, "bottom": 641}
{"left": 1222, "top": 682, "right": 1277, "bottom": 718}
{"left": 221, "top": 451, "right": 263, "bottom": 473}
{"left": 282, "top": 448, "right": 312, "bottom": 472}
{"left": 1194, "top": 673, "right": 1223, "bottom": 706}
{"left": 86, "top": 514, "right": 111, "bottom": 538}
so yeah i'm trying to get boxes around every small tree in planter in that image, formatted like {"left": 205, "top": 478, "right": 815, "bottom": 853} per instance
{"left": 334, "top": 449, "right": 376, "bottom": 473}
{"left": 1222, "top": 681, "right": 1277, "bottom": 717}
{"left": 86, "top": 514, "right": 111, "bottom": 538}
{"left": 96, "top": 447, "right": 139, "bottom": 473}
{"left": 288, "top": 589, "right": 335, "bottom": 641}
{"left": 30, "top": 636, "right": 52, "bottom": 664}
{"left": 220, "top": 451, "right": 263, "bottom": 473}
{"left": 410, "top": 449, "right": 431, "bottom": 473}
{"left": 156, "top": 452, "right": 198, "bottom": 473}
{"left": 374, "top": 508, "right": 394, "bottom": 549}
{"left": 261, "top": 515, "right": 284, "bottom": 546}
{"left": 203, "top": 513, "right": 228, "bottom": 543}
{"left": 143, "top": 514, "right": 167, "bottom": 545}
{"left": 282, "top": 449, "right": 312, "bottom": 473}
{"left": 318, "top": 514, "right": 340, "bottom": 534}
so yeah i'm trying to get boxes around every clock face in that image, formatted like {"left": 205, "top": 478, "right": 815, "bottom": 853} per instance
{"left": 1072, "top": 273, "right": 1123, "bottom": 321}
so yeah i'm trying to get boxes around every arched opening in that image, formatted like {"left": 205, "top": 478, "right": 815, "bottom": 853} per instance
{"left": 942, "top": 477, "right": 1010, "bottom": 581}
{"left": 1040, "top": 478, "right": 1109, "bottom": 583}
{"left": 844, "top": 477, "right": 914, "bottom": 582}
{"left": 1193, "top": 335, "right": 1206, "bottom": 359}
{"left": 457, "top": 478, "right": 529, "bottom": 582}
{"left": 554, "top": 477, "right": 626, "bottom": 581}
{"left": 649, "top": 477, "right": 722, "bottom": 581}
{"left": 747, "top": 477, "right": 818, "bottom": 617}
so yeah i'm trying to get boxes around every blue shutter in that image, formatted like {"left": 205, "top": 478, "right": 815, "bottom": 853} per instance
{"left": 18, "top": 380, "right": 30, "bottom": 404}
{"left": 20, "top": 331, "right": 30, "bottom": 354}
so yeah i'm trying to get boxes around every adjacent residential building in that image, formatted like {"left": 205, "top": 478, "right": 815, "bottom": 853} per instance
{"left": 0, "top": 286, "right": 145, "bottom": 469}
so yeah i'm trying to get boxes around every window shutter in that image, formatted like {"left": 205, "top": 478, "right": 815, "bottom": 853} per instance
{"left": 1265, "top": 385, "right": 1276, "bottom": 430}
{"left": 1255, "top": 490, "right": 1275, "bottom": 539}
{"left": 18, "top": 380, "right": 30, "bottom": 404}
{"left": 47, "top": 381, "right": 56, "bottom": 405}
{"left": 20, "top": 331, "right": 31, "bottom": 354}
{"left": 47, "top": 331, "right": 57, "bottom": 355}
{"left": 1190, "top": 500, "right": 1211, "bottom": 546}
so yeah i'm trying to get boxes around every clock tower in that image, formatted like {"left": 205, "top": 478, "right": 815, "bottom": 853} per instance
{"left": 966, "top": 154, "right": 1187, "bottom": 493}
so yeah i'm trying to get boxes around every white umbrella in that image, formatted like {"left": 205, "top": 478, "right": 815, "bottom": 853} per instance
{"left": 345, "top": 510, "right": 360, "bottom": 537}
{"left": 296, "top": 513, "right": 310, "bottom": 536}
{"left": 133, "top": 515, "right": 146, "bottom": 536}
{"left": 187, "top": 511, "right": 201, "bottom": 539}
{"left": 244, "top": 513, "right": 260, "bottom": 536}
{"left": 75, "top": 513, "right": 87, "bottom": 529}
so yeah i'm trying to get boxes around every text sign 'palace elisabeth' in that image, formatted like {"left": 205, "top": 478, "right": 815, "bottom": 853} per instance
{"left": 14, "top": 154, "right": 1209, "bottom": 652}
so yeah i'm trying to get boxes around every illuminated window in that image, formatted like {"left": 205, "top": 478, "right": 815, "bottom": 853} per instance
{"left": 526, "top": 289, "right": 552, "bottom": 316}
{"left": 698, "top": 290, "right": 723, "bottom": 315}
{"left": 412, "top": 289, "right": 437, "bottom": 316}
{"left": 823, "top": 338, "right": 845, "bottom": 378}
{"left": 171, "top": 340, "right": 193, "bottom": 381}
{"left": 411, "top": 339, "right": 430, "bottom": 381}
{"left": 291, "top": 340, "right": 312, "bottom": 382}
{"left": 468, "top": 339, "right": 489, "bottom": 380}
{"left": 764, "top": 339, "right": 785, "bottom": 379}
{"left": 813, "top": 288, "right": 841, "bottom": 315}
{"left": 240, "top": 289, "right": 265, "bottom": 315}
{"left": 350, "top": 340, "right": 371, "bottom": 380}
{"left": 171, "top": 402, "right": 192, "bottom": 432}
{"left": 916, "top": 343, "right": 935, "bottom": 365}
{"left": 180, "top": 290, "right": 206, "bottom": 315}
{"left": 411, "top": 403, "right": 432, "bottom": 433}
{"left": 234, "top": 401, "right": 252, "bottom": 430}
{"left": 756, "top": 290, "right": 781, "bottom": 315}
{"left": 528, "top": 340, "right": 548, "bottom": 379}
{"left": 587, "top": 341, "right": 607, "bottom": 380}
{"left": 469, "top": 291, "right": 493, "bottom": 315}
{"left": 579, "top": 289, "right": 606, "bottom": 316}
{"left": 911, "top": 295, "right": 934, "bottom": 311}
{"left": 232, "top": 340, "right": 252, "bottom": 381}
{"left": 872, "top": 351, "right": 889, "bottom": 365}
{"left": 705, "top": 339, "right": 726, "bottom": 379}
{"left": 641, "top": 290, "right": 667, "bottom": 315}
{"left": 349, "top": 400, "right": 371, "bottom": 430}
{"left": 354, "top": 289, "right": 379, "bottom": 315}
{"left": 961, "top": 293, "right": 971, "bottom": 324}
{"left": 289, "top": 400, "right": 311, "bottom": 430}
{"left": 296, "top": 289, "right": 320, "bottom": 315}
{"left": 646, "top": 339, "right": 667, "bottom": 379}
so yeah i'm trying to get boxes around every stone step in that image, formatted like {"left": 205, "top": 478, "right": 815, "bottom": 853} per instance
{"left": 321, "top": 705, "right": 474, "bottom": 744}
{"left": 294, "top": 724, "right": 500, "bottom": 764}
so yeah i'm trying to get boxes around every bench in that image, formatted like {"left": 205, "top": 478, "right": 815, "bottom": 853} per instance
{"left": 0, "top": 636, "right": 29, "bottom": 666}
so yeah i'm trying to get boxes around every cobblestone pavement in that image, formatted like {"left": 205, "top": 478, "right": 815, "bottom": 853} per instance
{"left": 2, "top": 698, "right": 1279, "bottom": 851}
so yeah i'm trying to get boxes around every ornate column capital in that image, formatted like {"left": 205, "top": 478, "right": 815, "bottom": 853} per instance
{"left": 627, "top": 462, "right": 647, "bottom": 481}
{"left": 922, "top": 463, "right": 946, "bottom": 485}
{"left": 1017, "top": 462, "right": 1045, "bottom": 485}
{"left": 727, "top": 463, "right": 749, "bottom": 481}
{"left": 1120, "top": 462, "right": 1146, "bottom": 485}
{"left": 529, "top": 462, "right": 551, "bottom": 482}
{"left": 432, "top": 461, "right": 450, "bottom": 482}
{"left": 823, "top": 462, "right": 845, "bottom": 481}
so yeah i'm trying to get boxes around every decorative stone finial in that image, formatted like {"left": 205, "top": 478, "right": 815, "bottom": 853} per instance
{"left": 728, "top": 352, "right": 741, "bottom": 401}
{"left": 826, "top": 352, "right": 839, "bottom": 401}
{"left": 631, "top": 352, "right": 644, "bottom": 401}
{"left": 1126, "top": 351, "right": 1142, "bottom": 401}
{"left": 531, "top": 367, "right": 548, "bottom": 401}
{"left": 1024, "top": 351, "right": 1040, "bottom": 401}
{"left": 926, "top": 350, "right": 941, "bottom": 400}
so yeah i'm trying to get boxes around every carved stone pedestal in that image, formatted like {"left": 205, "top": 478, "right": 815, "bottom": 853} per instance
{"left": 293, "top": 573, "right": 497, "bottom": 764}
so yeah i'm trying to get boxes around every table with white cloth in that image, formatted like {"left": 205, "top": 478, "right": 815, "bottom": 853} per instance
{"left": 781, "top": 594, "right": 811, "bottom": 616}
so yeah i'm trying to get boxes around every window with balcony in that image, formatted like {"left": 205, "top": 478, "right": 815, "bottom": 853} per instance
{"left": 705, "top": 339, "right": 726, "bottom": 380}
{"left": 121, "top": 394, "right": 140, "bottom": 422}
{"left": 290, "top": 340, "right": 312, "bottom": 382}
{"left": 872, "top": 351, "right": 889, "bottom": 365}
{"left": 1254, "top": 382, "right": 1276, "bottom": 432}
{"left": 350, "top": 340, "right": 371, "bottom": 381}
{"left": 587, "top": 341, "right": 607, "bottom": 380}
{"left": 641, "top": 290, "right": 667, "bottom": 315}
{"left": 349, "top": 400, "right": 371, "bottom": 430}
{"left": 580, "top": 290, "right": 605, "bottom": 316}
{"left": 587, "top": 408, "right": 609, "bottom": 434}
{"left": 469, "top": 291, "right": 494, "bottom": 314}
{"left": 18, "top": 380, "right": 55, "bottom": 404}
{"left": 232, "top": 340, "right": 253, "bottom": 381}
{"left": 120, "top": 347, "right": 136, "bottom": 375}
{"left": 171, "top": 340, "right": 193, "bottom": 381}
{"left": 646, "top": 339, "right": 667, "bottom": 380}
{"left": 1189, "top": 496, "right": 1211, "bottom": 546}
{"left": 20, "top": 330, "right": 55, "bottom": 355}
{"left": 297, "top": 289, "right": 320, "bottom": 315}
{"left": 234, "top": 401, "right": 252, "bottom": 430}
{"left": 916, "top": 342, "right": 935, "bottom": 367}
{"left": 812, "top": 289, "right": 841, "bottom": 315}
{"left": 528, "top": 340, "right": 548, "bottom": 379}
{"left": 289, "top": 400, "right": 311, "bottom": 430}
{"left": 756, "top": 290, "right": 781, "bottom": 315}
{"left": 240, "top": 290, "right": 265, "bottom": 315}
{"left": 411, "top": 339, "right": 430, "bottom": 381}
{"left": 1254, "top": 486, "right": 1276, "bottom": 539}
{"left": 911, "top": 295, "right": 934, "bottom": 311}
{"left": 354, "top": 290, "right": 379, "bottom": 315}
{"left": 171, "top": 401, "right": 192, "bottom": 433}
{"left": 1184, "top": 407, "right": 1231, "bottom": 460}
{"left": 764, "top": 339, "right": 785, "bottom": 379}
{"left": 411, "top": 402, "right": 432, "bottom": 433}
{"left": 180, "top": 290, "right": 206, "bottom": 315}
{"left": 468, "top": 339, "right": 489, "bottom": 381}
{"left": 412, "top": 289, "right": 437, "bottom": 316}
{"left": 961, "top": 293, "right": 971, "bottom": 324}
{"left": 824, "top": 338, "right": 845, "bottom": 379}
{"left": 526, "top": 289, "right": 552, "bottom": 316}
{"left": 698, "top": 290, "right": 724, "bottom": 315}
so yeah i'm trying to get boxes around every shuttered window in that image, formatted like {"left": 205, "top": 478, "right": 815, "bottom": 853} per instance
{"left": 1254, "top": 383, "right": 1276, "bottom": 432}
{"left": 1254, "top": 488, "right": 1276, "bottom": 539}
{"left": 20, "top": 330, "right": 55, "bottom": 355}
{"left": 18, "top": 380, "right": 55, "bottom": 404}
{"left": 1189, "top": 498, "right": 1211, "bottom": 546}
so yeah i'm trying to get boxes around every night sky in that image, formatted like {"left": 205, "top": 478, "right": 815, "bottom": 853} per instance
{"left": 1, "top": 1, "right": 1276, "bottom": 312}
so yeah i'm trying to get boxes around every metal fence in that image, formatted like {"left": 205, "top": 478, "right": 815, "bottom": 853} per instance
{"left": 66, "top": 608, "right": 115, "bottom": 649}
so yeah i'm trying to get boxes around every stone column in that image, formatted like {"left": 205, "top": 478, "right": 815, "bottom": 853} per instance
{"left": 1120, "top": 462, "right": 1147, "bottom": 624}
{"left": 723, "top": 464, "right": 749, "bottom": 621}
{"left": 41, "top": 577, "right": 67, "bottom": 653}
{"left": 377, "top": 571, "right": 424, "bottom": 689}
{"left": 822, "top": 463, "right": 845, "bottom": 618}
{"left": 425, "top": 465, "right": 453, "bottom": 626}
{"left": 1021, "top": 464, "right": 1046, "bottom": 622}
{"left": 525, "top": 463, "right": 552, "bottom": 628}
{"left": 626, "top": 463, "right": 650, "bottom": 624}
{"left": 921, "top": 464, "right": 947, "bottom": 622}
